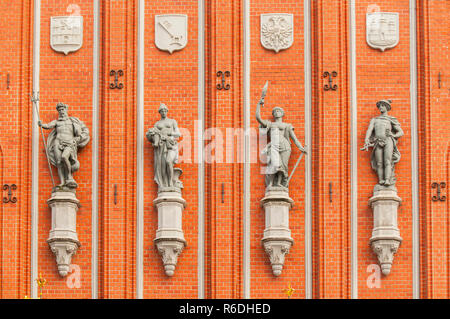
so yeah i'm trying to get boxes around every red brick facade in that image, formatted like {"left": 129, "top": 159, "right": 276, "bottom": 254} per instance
{"left": 0, "top": 0, "right": 448, "bottom": 299}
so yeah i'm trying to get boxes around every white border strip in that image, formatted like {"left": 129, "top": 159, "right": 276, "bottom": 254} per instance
{"left": 304, "top": 0, "right": 313, "bottom": 300}
{"left": 30, "top": 0, "right": 41, "bottom": 299}
{"left": 197, "top": 0, "right": 205, "bottom": 299}
{"left": 243, "top": 0, "right": 251, "bottom": 299}
{"left": 136, "top": 0, "right": 145, "bottom": 299}
{"left": 409, "top": 0, "right": 420, "bottom": 299}
{"left": 91, "top": 0, "right": 100, "bottom": 299}
{"left": 349, "top": 0, "right": 358, "bottom": 299}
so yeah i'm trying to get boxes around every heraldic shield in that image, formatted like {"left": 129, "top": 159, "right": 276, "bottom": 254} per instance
{"left": 260, "top": 13, "right": 294, "bottom": 53}
{"left": 155, "top": 14, "right": 188, "bottom": 54}
{"left": 366, "top": 12, "right": 399, "bottom": 52}
{"left": 50, "top": 16, "right": 83, "bottom": 55}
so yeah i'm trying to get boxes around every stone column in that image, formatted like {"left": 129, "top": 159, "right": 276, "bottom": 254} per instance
{"left": 261, "top": 188, "right": 294, "bottom": 276}
{"left": 47, "top": 191, "right": 81, "bottom": 277}
{"left": 154, "top": 190, "right": 186, "bottom": 277}
{"left": 369, "top": 187, "right": 402, "bottom": 276}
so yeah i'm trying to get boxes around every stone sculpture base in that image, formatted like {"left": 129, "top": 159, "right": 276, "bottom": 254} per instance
{"left": 261, "top": 189, "right": 294, "bottom": 277}
{"left": 47, "top": 191, "right": 81, "bottom": 277}
{"left": 154, "top": 191, "right": 187, "bottom": 277}
{"left": 369, "top": 187, "right": 402, "bottom": 276}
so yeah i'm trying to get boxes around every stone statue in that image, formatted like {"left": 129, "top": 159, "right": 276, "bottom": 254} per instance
{"left": 256, "top": 84, "right": 306, "bottom": 190}
{"left": 147, "top": 103, "right": 187, "bottom": 276}
{"left": 146, "top": 103, "right": 183, "bottom": 192}
{"left": 362, "top": 99, "right": 404, "bottom": 276}
{"left": 362, "top": 99, "right": 404, "bottom": 187}
{"left": 38, "top": 102, "right": 90, "bottom": 190}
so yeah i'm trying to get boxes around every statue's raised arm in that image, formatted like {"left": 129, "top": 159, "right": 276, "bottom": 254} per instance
{"left": 256, "top": 81, "right": 269, "bottom": 127}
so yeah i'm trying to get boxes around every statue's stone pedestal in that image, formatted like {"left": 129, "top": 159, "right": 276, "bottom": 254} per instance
{"left": 47, "top": 191, "right": 81, "bottom": 277}
{"left": 261, "top": 189, "right": 294, "bottom": 277}
{"left": 153, "top": 191, "right": 187, "bottom": 277}
{"left": 369, "top": 187, "right": 402, "bottom": 276}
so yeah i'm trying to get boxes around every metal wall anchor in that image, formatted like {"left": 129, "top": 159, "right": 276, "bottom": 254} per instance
{"left": 216, "top": 71, "right": 230, "bottom": 90}
{"left": 7, "top": 73, "right": 10, "bottom": 90}
{"left": 3, "top": 184, "right": 17, "bottom": 203}
{"left": 323, "top": 71, "right": 338, "bottom": 91}
{"left": 109, "top": 70, "right": 124, "bottom": 89}
{"left": 114, "top": 184, "right": 118, "bottom": 205}
{"left": 221, "top": 183, "right": 225, "bottom": 203}
{"left": 431, "top": 182, "right": 446, "bottom": 202}
{"left": 329, "top": 182, "right": 333, "bottom": 203}
{"left": 438, "top": 72, "right": 442, "bottom": 89}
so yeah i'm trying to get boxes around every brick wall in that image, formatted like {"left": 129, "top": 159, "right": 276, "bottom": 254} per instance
{"left": 0, "top": 0, "right": 448, "bottom": 299}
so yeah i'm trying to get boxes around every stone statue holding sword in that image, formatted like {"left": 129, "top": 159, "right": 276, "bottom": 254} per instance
{"left": 256, "top": 81, "right": 307, "bottom": 190}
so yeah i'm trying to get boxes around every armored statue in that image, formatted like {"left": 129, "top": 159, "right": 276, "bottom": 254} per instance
{"left": 256, "top": 82, "right": 306, "bottom": 190}
{"left": 146, "top": 103, "right": 183, "bottom": 192}
{"left": 362, "top": 99, "right": 404, "bottom": 187}
{"left": 38, "top": 102, "right": 90, "bottom": 190}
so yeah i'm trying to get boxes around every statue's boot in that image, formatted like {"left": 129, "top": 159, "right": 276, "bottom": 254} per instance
{"left": 65, "top": 174, "right": 78, "bottom": 189}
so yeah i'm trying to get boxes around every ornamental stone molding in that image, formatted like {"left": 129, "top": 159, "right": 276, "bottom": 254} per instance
{"left": 261, "top": 189, "right": 294, "bottom": 276}
{"left": 47, "top": 191, "right": 81, "bottom": 277}
{"left": 369, "top": 189, "right": 402, "bottom": 276}
{"left": 153, "top": 191, "right": 187, "bottom": 277}
{"left": 260, "top": 14, "right": 294, "bottom": 53}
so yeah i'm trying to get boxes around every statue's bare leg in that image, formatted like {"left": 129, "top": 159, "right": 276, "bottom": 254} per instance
{"left": 383, "top": 140, "right": 394, "bottom": 186}
{"left": 62, "top": 147, "right": 72, "bottom": 182}
{"left": 375, "top": 147, "right": 384, "bottom": 185}
{"left": 57, "top": 165, "right": 65, "bottom": 186}
{"left": 54, "top": 147, "right": 65, "bottom": 186}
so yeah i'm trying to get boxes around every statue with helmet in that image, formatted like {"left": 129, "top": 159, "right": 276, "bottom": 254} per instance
{"left": 38, "top": 102, "right": 90, "bottom": 190}
{"left": 362, "top": 99, "right": 404, "bottom": 187}
{"left": 256, "top": 82, "right": 306, "bottom": 190}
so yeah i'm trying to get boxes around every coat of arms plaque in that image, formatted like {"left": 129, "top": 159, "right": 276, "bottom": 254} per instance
{"left": 155, "top": 14, "right": 188, "bottom": 54}
{"left": 366, "top": 12, "right": 399, "bottom": 52}
{"left": 260, "top": 14, "right": 293, "bottom": 53}
{"left": 50, "top": 16, "right": 83, "bottom": 55}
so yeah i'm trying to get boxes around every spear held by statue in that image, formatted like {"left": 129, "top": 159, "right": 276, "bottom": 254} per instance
{"left": 31, "top": 92, "right": 55, "bottom": 188}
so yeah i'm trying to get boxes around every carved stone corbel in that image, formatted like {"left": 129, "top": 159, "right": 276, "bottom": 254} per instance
{"left": 261, "top": 189, "right": 294, "bottom": 276}
{"left": 153, "top": 191, "right": 186, "bottom": 277}
{"left": 369, "top": 188, "right": 402, "bottom": 275}
{"left": 47, "top": 191, "right": 81, "bottom": 277}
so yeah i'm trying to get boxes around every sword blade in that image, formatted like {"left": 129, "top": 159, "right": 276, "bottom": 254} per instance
{"left": 287, "top": 152, "right": 305, "bottom": 184}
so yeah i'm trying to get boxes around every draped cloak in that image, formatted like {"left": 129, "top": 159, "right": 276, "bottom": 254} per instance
{"left": 46, "top": 117, "right": 90, "bottom": 173}
{"left": 369, "top": 115, "right": 401, "bottom": 183}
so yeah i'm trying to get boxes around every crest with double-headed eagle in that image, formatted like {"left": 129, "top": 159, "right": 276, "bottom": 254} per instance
{"left": 260, "top": 14, "right": 294, "bottom": 53}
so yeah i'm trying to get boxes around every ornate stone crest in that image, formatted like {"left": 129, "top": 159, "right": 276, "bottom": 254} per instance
{"left": 366, "top": 12, "right": 399, "bottom": 52}
{"left": 50, "top": 16, "right": 83, "bottom": 55}
{"left": 155, "top": 14, "right": 188, "bottom": 54}
{"left": 260, "top": 14, "right": 293, "bottom": 53}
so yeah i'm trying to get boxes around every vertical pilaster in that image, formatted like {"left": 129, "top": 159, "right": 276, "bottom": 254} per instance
{"left": 135, "top": 0, "right": 144, "bottom": 300}
{"left": 91, "top": 0, "right": 100, "bottom": 299}
{"left": 304, "top": 0, "right": 313, "bottom": 300}
{"left": 417, "top": 0, "right": 450, "bottom": 299}
{"left": 99, "top": 0, "right": 137, "bottom": 298}
{"left": 204, "top": 0, "right": 244, "bottom": 299}
{"left": 198, "top": 0, "right": 206, "bottom": 299}
{"left": 31, "top": 0, "right": 41, "bottom": 299}
{"left": 311, "top": 0, "right": 352, "bottom": 299}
